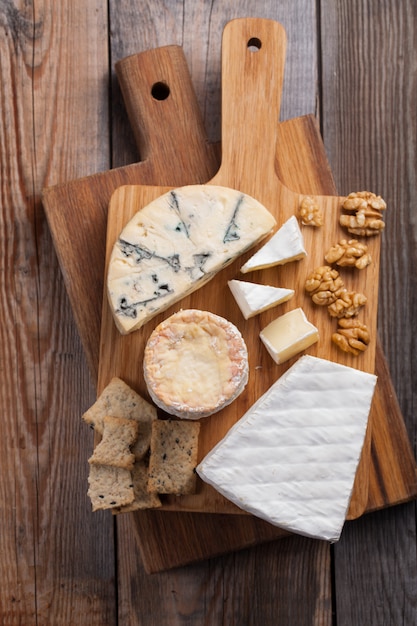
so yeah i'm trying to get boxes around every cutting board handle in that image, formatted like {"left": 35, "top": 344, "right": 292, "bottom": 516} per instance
{"left": 213, "top": 18, "right": 286, "bottom": 191}
{"left": 116, "top": 45, "right": 216, "bottom": 178}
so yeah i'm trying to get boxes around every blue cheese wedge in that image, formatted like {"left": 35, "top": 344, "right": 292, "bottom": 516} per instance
{"left": 228, "top": 279, "right": 294, "bottom": 319}
{"left": 240, "top": 215, "right": 306, "bottom": 273}
{"left": 260, "top": 307, "right": 319, "bottom": 364}
{"left": 197, "top": 355, "right": 377, "bottom": 542}
{"left": 107, "top": 185, "right": 276, "bottom": 334}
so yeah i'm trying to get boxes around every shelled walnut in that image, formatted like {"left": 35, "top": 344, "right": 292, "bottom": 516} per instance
{"left": 332, "top": 318, "right": 370, "bottom": 355}
{"left": 324, "top": 239, "right": 372, "bottom": 269}
{"left": 304, "top": 266, "right": 345, "bottom": 305}
{"left": 339, "top": 191, "right": 386, "bottom": 236}
{"left": 327, "top": 290, "right": 367, "bottom": 318}
{"left": 298, "top": 195, "right": 323, "bottom": 227}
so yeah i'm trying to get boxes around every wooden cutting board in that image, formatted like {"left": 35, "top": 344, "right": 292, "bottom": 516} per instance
{"left": 42, "top": 45, "right": 218, "bottom": 383}
{"left": 98, "top": 18, "right": 380, "bottom": 518}
{"left": 42, "top": 23, "right": 417, "bottom": 572}
{"left": 135, "top": 115, "right": 417, "bottom": 573}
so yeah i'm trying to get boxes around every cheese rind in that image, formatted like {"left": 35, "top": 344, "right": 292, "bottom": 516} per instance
{"left": 260, "top": 307, "right": 319, "bottom": 364}
{"left": 196, "top": 355, "right": 377, "bottom": 542}
{"left": 107, "top": 185, "right": 276, "bottom": 334}
{"left": 143, "top": 309, "right": 249, "bottom": 420}
{"left": 228, "top": 280, "right": 294, "bottom": 319}
{"left": 240, "top": 215, "right": 306, "bottom": 273}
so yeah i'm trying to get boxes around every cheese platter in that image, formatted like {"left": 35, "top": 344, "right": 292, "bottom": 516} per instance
{"left": 41, "top": 19, "right": 417, "bottom": 571}
{"left": 98, "top": 18, "right": 381, "bottom": 520}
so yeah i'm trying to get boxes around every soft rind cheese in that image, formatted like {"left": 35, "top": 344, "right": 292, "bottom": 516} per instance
{"left": 107, "top": 185, "right": 276, "bottom": 334}
{"left": 260, "top": 307, "right": 319, "bottom": 364}
{"left": 143, "top": 309, "right": 249, "bottom": 420}
{"left": 228, "top": 279, "right": 294, "bottom": 319}
{"left": 196, "top": 355, "right": 377, "bottom": 542}
{"left": 240, "top": 215, "right": 306, "bottom": 273}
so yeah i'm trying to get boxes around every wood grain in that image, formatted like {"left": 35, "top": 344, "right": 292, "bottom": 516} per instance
{"left": 0, "top": 1, "right": 115, "bottom": 623}
{"left": 320, "top": 1, "right": 417, "bottom": 624}
{"left": 2, "top": 0, "right": 417, "bottom": 624}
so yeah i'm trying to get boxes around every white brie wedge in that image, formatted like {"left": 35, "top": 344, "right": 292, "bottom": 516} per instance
{"left": 240, "top": 215, "right": 306, "bottom": 273}
{"left": 197, "top": 355, "right": 377, "bottom": 542}
{"left": 228, "top": 280, "right": 294, "bottom": 319}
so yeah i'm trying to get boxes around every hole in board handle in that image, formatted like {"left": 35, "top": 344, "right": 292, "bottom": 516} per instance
{"left": 247, "top": 37, "right": 262, "bottom": 52}
{"left": 151, "top": 82, "right": 170, "bottom": 101}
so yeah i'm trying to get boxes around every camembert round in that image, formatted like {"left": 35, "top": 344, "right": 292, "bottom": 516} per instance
{"left": 143, "top": 309, "right": 249, "bottom": 420}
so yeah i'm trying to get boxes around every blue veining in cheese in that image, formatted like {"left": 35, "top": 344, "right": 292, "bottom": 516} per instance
{"left": 196, "top": 355, "right": 377, "bottom": 542}
{"left": 107, "top": 185, "right": 276, "bottom": 334}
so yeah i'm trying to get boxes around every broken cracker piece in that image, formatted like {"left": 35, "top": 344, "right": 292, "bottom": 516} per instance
{"left": 88, "top": 415, "right": 139, "bottom": 470}
{"left": 82, "top": 377, "right": 156, "bottom": 460}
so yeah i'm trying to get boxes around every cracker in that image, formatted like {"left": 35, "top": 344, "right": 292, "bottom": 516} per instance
{"left": 112, "top": 460, "right": 161, "bottom": 514}
{"left": 148, "top": 420, "right": 200, "bottom": 495}
{"left": 87, "top": 464, "right": 134, "bottom": 511}
{"left": 88, "top": 415, "right": 139, "bottom": 470}
{"left": 82, "top": 377, "right": 156, "bottom": 460}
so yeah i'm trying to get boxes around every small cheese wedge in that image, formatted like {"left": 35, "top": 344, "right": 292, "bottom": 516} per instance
{"left": 260, "top": 307, "right": 318, "bottom": 364}
{"left": 107, "top": 184, "right": 276, "bottom": 334}
{"left": 196, "top": 355, "right": 377, "bottom": 542}
{"left": 240, "top": 215, "right": 306, "bottom": 273}
{"left": 228, "top": 280, "right": 294, "bottom": 319}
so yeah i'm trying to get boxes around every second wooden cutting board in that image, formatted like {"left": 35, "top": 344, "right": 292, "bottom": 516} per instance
{"left": 98, "top": 18, "right": 381, "bottom": 515}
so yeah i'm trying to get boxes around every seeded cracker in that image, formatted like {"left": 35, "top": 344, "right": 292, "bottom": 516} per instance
{"left": 112, "top": 460, "right": 161, "bottom": 514}
{"left": 82, "top": 377, "right": 156, "bottom": 460}
{"left": 148, "top": 420, "right": 200, "bottom": 495}
{"left": 87, "top": 465, "right": 134, "bottom": 511}
{"left": 88, "top": 415, "right": 139, "bottom": 470}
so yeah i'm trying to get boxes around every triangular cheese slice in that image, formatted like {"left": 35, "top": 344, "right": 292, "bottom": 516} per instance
{"left": 197, "top": 355, "right": 377, "bottom": 542}
{"left": 228, "top": 279, "right": 294, "bottom": 319}
{"left": 107, "top": 185, "right": 276, "bottom": 334}
{"left": 240, "top": 215, "right": 306, "bottom": 273}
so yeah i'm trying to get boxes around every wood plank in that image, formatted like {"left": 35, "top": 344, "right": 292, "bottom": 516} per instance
{"left": 112, "top": 3, "right": 332, "bottom": 625}
{"left": 3, "top": 0, "right": 413, "bottom": 624}
{"left": 320, "top": 0, "right": 417, "bottom": 623}
{"left": 0, "top": 2, "right": 116, "bottom": 624}
{"left": 118, "top": 527, "right": 331, "bottom": 625}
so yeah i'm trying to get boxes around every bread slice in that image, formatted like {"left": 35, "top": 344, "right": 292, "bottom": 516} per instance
{"left": 112, "top": 460, "right": 161, "bottom": 513}
{"left": 148, "top": 420, "right": 200, "bottom": 495}
{"left": 87, "top": 464, "right": 134, "bottom": 511}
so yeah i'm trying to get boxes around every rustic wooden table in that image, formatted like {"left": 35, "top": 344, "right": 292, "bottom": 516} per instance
{"left": 1, "top": 1, "right": 416, "bottom": 624}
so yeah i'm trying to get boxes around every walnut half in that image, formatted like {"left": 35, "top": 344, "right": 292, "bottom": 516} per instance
{"left": 324, "top": 239, "right": 372, "bottom": 269}
{"left": 332, "top": 318, "right": 370, "bottom": 355}
{"left": 299, "top": 195, "right": 323, "bottom": 227}
{"left": 327, "top": 289, "right": 367, "bottom": 318}
{"left": 304, "top": 266, "right": 345, "bottom": 305}
{"left": 340, "top": 191, "right": 386, "bottom": 236}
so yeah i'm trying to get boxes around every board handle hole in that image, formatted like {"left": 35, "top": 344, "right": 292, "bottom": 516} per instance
{"left": 247, "top": 37, "right": 262, "bottom": 52}
{"left": 151, "top": 82, "right": 170, "bottom": 101}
